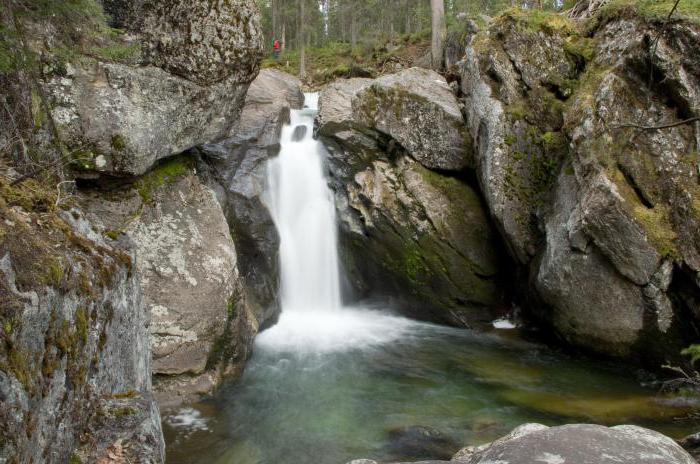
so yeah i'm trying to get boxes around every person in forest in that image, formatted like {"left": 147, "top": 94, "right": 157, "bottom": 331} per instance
{"left": 273, "top": 38, "right": 281, "bottom": 59}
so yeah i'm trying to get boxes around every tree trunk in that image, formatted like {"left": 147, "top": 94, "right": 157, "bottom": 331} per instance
{"left": 431, "top": 0, "right": 446, "bottom": 70}
{"left": 350, "top": 10, "right": 357, "bottom": 49}
{"left": 281, "top": 22, "right": 286, "bottom": 49}
{"left": 299, "top": 0, "right": 306, "bottom": 80}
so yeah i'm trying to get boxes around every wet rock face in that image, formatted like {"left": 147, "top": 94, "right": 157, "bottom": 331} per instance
{"left": 458, "top": 11, "right": 700, "bottom": 361}
{"left": 197, "top": 69, "right": 304, "bottom": 326}
{"left": 317, "top": 77, "right": 504, "bottom": 327}
{"left": 81, "top": 158, "right": 257, "bottom": 408}
{"left": 43, "top": 0, "right": 264, "bottom": 176}
{"left": 0, "top": 201, "right": 162, "bottom": 463}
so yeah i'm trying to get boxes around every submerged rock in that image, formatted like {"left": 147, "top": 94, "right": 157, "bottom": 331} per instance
{"left": 387, "top": 425, "right": 460, "bottom": 460}
{"left": 317, "top": 75, "right": 504, "bottom": 327}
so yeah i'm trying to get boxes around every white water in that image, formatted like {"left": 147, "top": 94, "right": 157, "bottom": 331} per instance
{"left": 261, "top": 93, "right": 419, "bottom": 352}
{"left": 266, "top": 93, "right": 342, "bottom": 314}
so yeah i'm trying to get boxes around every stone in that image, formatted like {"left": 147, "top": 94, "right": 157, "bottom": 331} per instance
{"left": 0, "top": 199, "right": 162, "bottom": 463}
{"left": 452, "top": 423, "right": 697, "bottom": 464}
{"left": 352, "top": 68, "right": 473, "bottom": 171}
{"left": 457, "top": 8, "right": 700, "bottom": 361}
{"left": 42, "top": 0, "right": 264, "bottom": 176}
{"left": 81, "top": 158, "right": 257, "bottom": 408}
{"left": 317, "top": 71, "right": 504, "bottom": 327}
{"left": 292, "top": 125, "right": 308, "bottom": 141}
{"left": 72, "top": 393, "right": 164, "bottom": 464}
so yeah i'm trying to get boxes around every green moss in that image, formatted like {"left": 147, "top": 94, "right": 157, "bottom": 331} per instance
{"left": 403, "top": 245, "right": 423, "bottom": 282}
{"left": 596, "top": 0, "right": 700, "bottom": 27}
{"left": 112, "top": 406, "right": 137, "bottom": 417}
{"left": 112, "top": 390, "right": 138, "bottom": 399}
{"left": 103, "top": 229, "right": 120, "bottom": 240}
{"left": 227, "top": 298, "right": 237, "bottom": 318}
{"left": 69, "top": 454, "right": 82, "bottom": 464}
{"left": 134, "top": 155, "right": 193, "bottom": 204}
{"left": 110, "top": 133, "right": 126, "bottom": 152}
{"left": 89, "top": 42, "right": 140, "bottom": 63}
{"left": 499, "top": 7, "right": 575, "bottom": 35}
{"left": 31, "top": 89, "right": 44, "bottom": 130}
{"left": 610, "top": 168, "right": 678, "bottom": 258}
{"left": 505, "top": 100, "right": 528, "bottom": 120}
{"left": 42, "top": 257, "right": 65, "bottom": 287}
{"left": 563, "top": 36, "right": 595, "bottom": 64}
{"left": 75, "top": 307, "right": 88, "bottom": 345}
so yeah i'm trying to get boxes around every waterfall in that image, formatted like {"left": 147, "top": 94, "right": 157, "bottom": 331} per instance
{"left": 266, "top": 93, "right": 342, "bottom": 313}
{"left": 259, "top": 93, "right": 416, "bottom": 353}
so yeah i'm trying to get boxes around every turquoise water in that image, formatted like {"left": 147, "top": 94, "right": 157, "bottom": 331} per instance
{"left": 163, "top": 310, "right": 698, "bottom": 464}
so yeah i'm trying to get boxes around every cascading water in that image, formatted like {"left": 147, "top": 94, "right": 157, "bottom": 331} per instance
{"left": 258, "top": 93, "right": 416, "bottom": 352}
{"left": 266, "top": 93, "right": 342, "bottom": 314}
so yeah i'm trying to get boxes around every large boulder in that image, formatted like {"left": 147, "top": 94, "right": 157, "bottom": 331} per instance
{"left": 351, "top": 68, "right": 473, "bottom": 171}
{"left": 317, "top": 77, "right": 504, "bottom": 327}
{"left": 42, "top": 0, "right": 264, "bottom": 176}
{"left": 453, "top": 423, "right": 697, "bottom": 464}
{"left": 458, "top": 9, "right": 700, "bottom": 361}
{"left": 0, "top": 172, "right": 163, "bottom": 463}
{"left": 197, "top": 68, "right": 305, "bottom": 325}
{"left": 81, "top": 156, "right": 257, "bottom": 408}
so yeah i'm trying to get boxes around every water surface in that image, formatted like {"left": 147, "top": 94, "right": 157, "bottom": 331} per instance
{"left": 164, "top": 309, "right": 697, "bottom": 464}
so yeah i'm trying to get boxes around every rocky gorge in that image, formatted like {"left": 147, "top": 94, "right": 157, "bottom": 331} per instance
{"left": 1, "top": 0, "right": 699, "bottom": 463}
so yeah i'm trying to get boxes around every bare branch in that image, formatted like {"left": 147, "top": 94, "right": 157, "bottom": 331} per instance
{"left": 611, "top": 117, "right": 700, "bottom": 131}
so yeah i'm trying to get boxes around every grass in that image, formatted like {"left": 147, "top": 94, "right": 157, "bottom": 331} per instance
{"left": 596, "top": 0, "right": 700, "bottom": 26}
{"left": 498, "top": 7, "right": 576, "bottom": 34}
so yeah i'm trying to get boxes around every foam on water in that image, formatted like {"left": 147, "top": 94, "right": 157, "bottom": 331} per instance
{"left": 256, "top": 307, "right": 423, "bottom": 353}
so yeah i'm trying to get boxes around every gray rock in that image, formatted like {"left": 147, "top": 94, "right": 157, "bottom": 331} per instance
{"left": 81, "top": 158, "right": 256, "bottom": 408}
{"left": 0, "top": 203, "right": 162, "bottom": 463}
{"left": 292, "top": 125, "right": 308, "bottom": 141}
{"left": 42, "top": 0, "right": 264, "bottom": 176}
{"left": 198, "top": 69, "right": 304, "bottom": 326}
{"left": 453, "top": 423, "right": 696, "bottom": 464}
{"left": 458, "top": 9, "right": 700, "bottom": 360}
{"left": 352, "top": 68, "right": 473, "bottom": 171}
{"left": 317, "top": 72, "right": 503, "bottom": 327}
{"left": 72, "top": 393, "right": 164, "bottom": 464}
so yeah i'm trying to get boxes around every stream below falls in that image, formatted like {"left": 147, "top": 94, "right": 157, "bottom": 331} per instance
{"left": 163, "top": 93, "right": 699, "bottom": 464}
{"left": 163, "top": 311, "right": 698, "bottom": 464}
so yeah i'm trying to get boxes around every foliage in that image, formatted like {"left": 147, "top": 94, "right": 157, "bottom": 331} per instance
{"left": 682, "top": 345, "right": 700, "bottom": 366}
{"left": 596, "top": 0, "right": 700, "bottom": 26}
{"left": 257, "top": 0, "right": 568, "bottom": 81}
